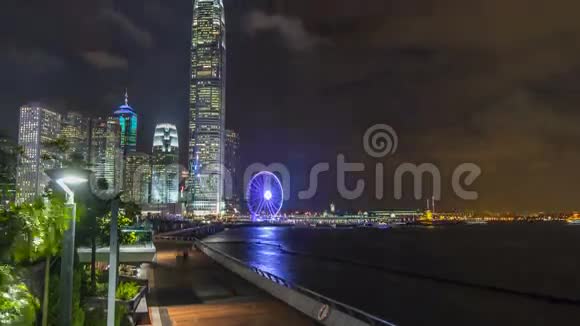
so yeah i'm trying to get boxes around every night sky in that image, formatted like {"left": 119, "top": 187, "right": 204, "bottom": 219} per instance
{"left": 2, "top": 0, "right": 580, "bottom": 212}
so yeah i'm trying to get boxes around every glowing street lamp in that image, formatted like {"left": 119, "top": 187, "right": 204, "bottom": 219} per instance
{"left": 46, "top": 168, "right": 91, "bottom": 326}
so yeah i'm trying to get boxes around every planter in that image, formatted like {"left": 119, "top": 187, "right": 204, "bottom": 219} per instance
{"left": 85, "top": 285, "right": 147, "bottom": 315}
{"left": 125, "top": 285, "right": 147, "bottom": 313}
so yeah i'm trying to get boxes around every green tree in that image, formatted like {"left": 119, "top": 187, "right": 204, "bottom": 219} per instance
{"left": 47, "top": 266, "right": 85, "bottom": 326}
{"left": 0, "top": 133, "right": 21, "bottom": 204}
{"left": 122, "top": 201, "right": 141, "bottom": 222}
{"left": 0, "top": 204, "right": 24, "bottom": 262}
{"left": 98, "top": 209, "right": 136, "bottom": 245}
{"left": 11, "top": 196, "right": 71, "bottom": 326}
{"left": 0, "top": 265, "right": 38, "bottom": 325}
{"left": 75, "top": 196, "right": 109, "bottom": 294}
{"left": 41, "top": 136, "right": 88, "bottom": 169}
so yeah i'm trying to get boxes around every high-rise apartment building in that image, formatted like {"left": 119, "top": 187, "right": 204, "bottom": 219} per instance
{"left": 188, "top": 0, "right": 227, "bottom": 215}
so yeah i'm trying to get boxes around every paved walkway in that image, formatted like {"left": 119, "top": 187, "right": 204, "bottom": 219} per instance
{"left": 147, "top": 242, "right": 315, "bottom": 326}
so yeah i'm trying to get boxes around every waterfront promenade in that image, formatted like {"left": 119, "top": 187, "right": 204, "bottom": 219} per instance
{"left": 146, "top": 242, "right": 315, "bottom": 326}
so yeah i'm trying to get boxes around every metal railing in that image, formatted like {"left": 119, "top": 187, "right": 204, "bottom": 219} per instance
{"left": 196, "top": 240, "right": 398, "bottom": 326}
{"left": 153, "top": 224, "right": 224, "bottom": 242}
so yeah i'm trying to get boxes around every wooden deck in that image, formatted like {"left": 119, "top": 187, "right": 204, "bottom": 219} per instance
{"left": 147, "top": 242, "right": 315, "bottom": 326}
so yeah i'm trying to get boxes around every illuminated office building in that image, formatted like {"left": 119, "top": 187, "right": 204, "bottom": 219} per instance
{"left": 90, "top": 117, "right": 122, "bottom": 191}
{"left": 224, "top": 129, "right": 240, "bottom": 212}
{"left": 151, "top": 124, "right": 179, "bottom": 204}
{"left": 16, "top": 104, "right": 62, "bottom": 203}
{"left": 113, "top": 90, "right": 138, "bottom": 156}
{"left": 188, "top": 0, "right": 227, "bottom": 215}
{"left": 123, "top": 152, "right": 151, "bottom": 204}
{"left": 61, "top": 111, "right": 90, "bottom": 163}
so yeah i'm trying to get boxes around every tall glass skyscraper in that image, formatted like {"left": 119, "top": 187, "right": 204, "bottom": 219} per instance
{"left": 225, "top": 129, "right": 240, "bottom": 213}
{"left": 113, "top": 90, "right": 138, "bottom": 156}
{"left": 123, "top": 152, "right": 151, "bottom": 204}
{"left": 61, "top": 111, "right": 90, "bottom": 163}
{"left": 188, "top": 0, "right": 227, "bottom": 216}
{"left": 89, "top": 117, "right": 122, "bottom": 192}
{"left": 151, "top": 124, "right": 179, "bottom": 204}
{"left": 16, "top": 104, "right": 62, "bottom": 203}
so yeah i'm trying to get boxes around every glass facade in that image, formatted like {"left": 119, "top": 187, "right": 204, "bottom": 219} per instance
{"left": 151, "top": 124, "right": 179, "bottom": 204}
{"left": 61, "top": 111, "right": 90, "bottom": 163}
{"left": 16, "top": 104, "right": 62, "bottom": 203}
{"left": 113, "top": 91, "right": 138, "bottom": 156}
{"left": 225, "top": 129, "right": 240, "bottom": 212}
{"left": 89, "top": 117, "right": 122, "bottom": 192}
{"left": 123, "top": 152, "right": 151, "bottom": 204}
{"left": 188, "top": 0, "right": 227, "bottom": 216}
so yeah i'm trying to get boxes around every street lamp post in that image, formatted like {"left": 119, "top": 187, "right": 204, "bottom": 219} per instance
{"left": 106, "top": 198, "right": 120, "bottom": 326}
{"left": 59, "top": 183, "right": 77, "bottom": 326}
{"left": 88, "top": 178, "right": 122, "bottom": 326}
{"left": 48, "top": 168, "right": 122, "bottom": 326}
{"left": 46, "top": 170, "right": 91, "bottom": 326}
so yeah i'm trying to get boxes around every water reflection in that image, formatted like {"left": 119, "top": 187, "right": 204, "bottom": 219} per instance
{"left": 203, "top": 225, "right": 580, "bottom": 326}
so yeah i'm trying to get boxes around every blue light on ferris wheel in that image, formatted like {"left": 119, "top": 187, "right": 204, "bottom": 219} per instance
{"left": 246, "top": 171, "right": 283, "bottom": 219}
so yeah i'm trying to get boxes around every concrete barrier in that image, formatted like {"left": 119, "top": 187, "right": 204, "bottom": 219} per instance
{"left": 196, "top": 240, "right": 397, "bottom": 326}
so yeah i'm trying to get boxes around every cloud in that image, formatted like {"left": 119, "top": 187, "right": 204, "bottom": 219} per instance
{"left": 100, "top": 9, "right": 154, "bottom": 48}
{"left": 422, "top": 90, "right": 579, "bottom": 161}
{"left": 82, "top": 51, "right": 128, "bottom": 69}
{"left": 245, "top": 11, "right": 329, "bottom": 51}
{"left": 0, "top": 49, "right": 64, "bottom": 73}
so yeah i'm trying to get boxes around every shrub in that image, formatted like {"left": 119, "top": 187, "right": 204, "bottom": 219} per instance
{"left": 0, "top": 265, "right": 39, "bottom": 325}
{"left": 115, "top": 281, "right": 140, "bottom": 301}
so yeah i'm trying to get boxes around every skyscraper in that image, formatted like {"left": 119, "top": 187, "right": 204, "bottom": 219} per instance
{"left": 225, "top": 129, "right": 240, "bottom": 213}
{"left": 16, "top": 104, "right": 62, "bottom": 203}
{"left": 151, "top": 124, "right": 179, "bottom": 204}
{"left": 61, "top": 111, "right": 90, "bottom": 164}
{"left": 89, "top": 117, "right": 122, "bottom": 191}
{"left": 188, "top": 0, "right": 227, "bottom": 216}
{"left": 123, "top": 152, "right": 151, "bottom": 204}
{"left": 113, "top": 90, "right": 138, "bottom": 156}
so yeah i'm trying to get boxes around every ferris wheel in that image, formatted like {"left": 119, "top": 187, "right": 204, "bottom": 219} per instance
{"left": 246, "top": 171, "right": 284, "bottom": 219}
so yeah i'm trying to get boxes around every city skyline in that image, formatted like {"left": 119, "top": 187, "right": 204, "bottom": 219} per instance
{"left": 4, "top": 1, "right": 580, "bottom": 211}
{"left": 3, "top": 3, "right": 580, "bottom": 326}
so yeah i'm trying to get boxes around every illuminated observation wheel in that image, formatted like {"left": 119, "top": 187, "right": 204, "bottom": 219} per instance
{"left": 246, "top": 171, "right": 284, "bottom": 218}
